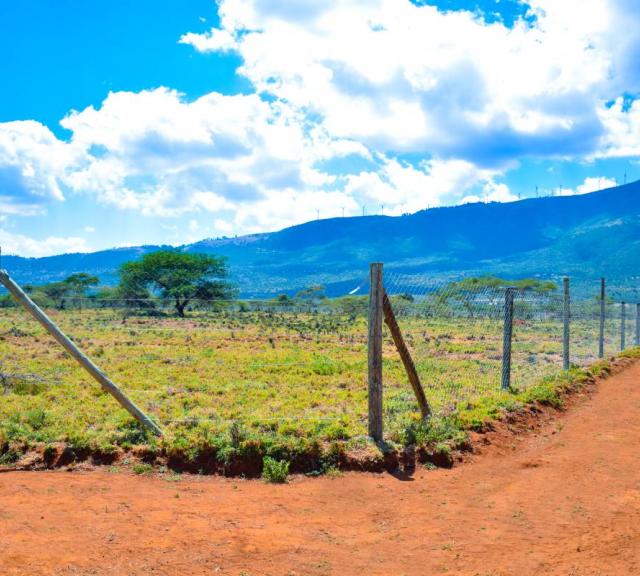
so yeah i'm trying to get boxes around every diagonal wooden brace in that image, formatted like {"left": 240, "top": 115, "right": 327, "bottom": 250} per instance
{"left": 382, "top": 291, "right": 432, "bottom": 419}
{"left": 0, "top": 269, "right": 163, "bottom": 436}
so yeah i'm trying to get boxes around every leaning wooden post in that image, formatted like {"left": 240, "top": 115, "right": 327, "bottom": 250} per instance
{"left": 368, "top": 263, "right": 384, "bottom": 441}
{"left": 636, "top": 303, "right": 640, "bottom": 347}
{"left": 0, "top": 269, "right": 162, "bottom": 436}
{"left": 621, "top": 301, "right": 626, "bottom": 351}
{"left": 501, "top": 287, "right": 515, "bottom": 390}
{"left": 598, "top": 278, "right": 606, "bottom": 359}
{"left": 382, "top": 291, "right": 431, "bottom": 419}
{"left": 563, "top": 277, "right": 570, "bottom": 370}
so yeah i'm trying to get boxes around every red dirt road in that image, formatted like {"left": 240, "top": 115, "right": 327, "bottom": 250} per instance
{"left": 2, "top": 364, "right": 640, "bottom": 576}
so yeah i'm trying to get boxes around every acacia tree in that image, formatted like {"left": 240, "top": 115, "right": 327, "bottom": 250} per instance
{"left": 435, "top": 276, "right": 557, "bottom": 318}
{"left": 38, "top": 273, "right": 99, "bottom": 310}
{"left": 64, "top": 273, "right": 99, "bottom": 295}
{"left": 119, "top": 250, "right": 235, "bottom": 317}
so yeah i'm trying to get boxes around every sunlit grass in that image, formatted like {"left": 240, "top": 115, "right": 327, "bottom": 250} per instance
{"left": 0, "top": 305, "right": 631, "bottom": 470}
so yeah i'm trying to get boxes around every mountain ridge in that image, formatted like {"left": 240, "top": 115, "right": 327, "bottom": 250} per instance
{"left": 3, "top": 180, "right": 640, "bottom": 296}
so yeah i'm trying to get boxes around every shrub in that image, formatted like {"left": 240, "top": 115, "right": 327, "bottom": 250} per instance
{"left": 0, "top": 447, "right": 21, "bottom": 465}
{"left": 310, "top": 355, "right": 345, "bottom": 376}
{"left": 261, "top": 456, "right": 289, "bottom": 483}
{"left": 25, "top": 408, "right": 47, "bottom": 430}
{"left": 43, "top": 443, "right": 58, "bottom": 464}
{"left": 132, "top": 463, "right": 154, "bottom": 475}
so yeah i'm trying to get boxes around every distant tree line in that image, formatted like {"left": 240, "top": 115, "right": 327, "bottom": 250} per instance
{"left": 0, "top": 250, "right": 237, "bottom": 317}
{"left": 0, "top": 261, "right": 576, "bottom": 321}
{"left": 0, "top": 272, "right": 100, "bottom": 311}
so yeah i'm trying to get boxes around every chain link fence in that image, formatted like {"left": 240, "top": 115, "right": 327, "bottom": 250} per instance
{"left": 382, "top": 272, "right": 639, "bottom": 419}
{"left": 0, "top": 276, "right": 375, "bottom": 442}
{"left": 1, "top": 267, "right": 638, "bottom": 446}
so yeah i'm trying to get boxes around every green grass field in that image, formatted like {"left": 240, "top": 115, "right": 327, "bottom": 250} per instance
{"left": 0, "top": 303, "right": 630, "bottom": 472}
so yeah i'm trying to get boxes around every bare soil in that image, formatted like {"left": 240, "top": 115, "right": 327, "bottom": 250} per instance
{"left": 2, "top": 362, "right": 640, "bottom": 575}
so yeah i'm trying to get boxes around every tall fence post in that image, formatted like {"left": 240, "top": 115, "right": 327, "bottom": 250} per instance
{"left": 636, "top": 303, "right": 640, "bottom": 347}
{"left": 599, "top": 278, "right": 606, "bottom": 359}
{"left": 621, "top": 301, "right": 626, "bottom": 351}
{"left": 563, "top": 277, "right": 570, "bottom": 370}
{"left": 368, "top": 263, "right": 384, "bottom": 441}
{"left": 501, "top": 287, "right": 515, "bottom": 390}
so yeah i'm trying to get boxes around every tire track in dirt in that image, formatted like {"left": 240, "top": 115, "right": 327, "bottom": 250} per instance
{"left": 2, "top": 363, "right": 640, "bottom": 575}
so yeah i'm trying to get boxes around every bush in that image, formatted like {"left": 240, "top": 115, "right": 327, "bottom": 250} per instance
{"left": 132, "top": 463, "right": 154, "bottom": 475}
{"left": 261, "top": 456, "right": 289, "bottom": 483}
{"left": 25, "top": 408, "right": 47, "bottom": 430}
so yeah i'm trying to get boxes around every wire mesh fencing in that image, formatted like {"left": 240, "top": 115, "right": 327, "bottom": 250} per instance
{"left": 382, "top": 272, "right": 640, "bottom": 420}
{"left": 382, "top": 273, "right": 506, "bottom": 417}
{"left": 0, "top": 276, "right": 376, "bottom": 442}
{"left": 1, "top": 266, "right": 639, "bottom": 447}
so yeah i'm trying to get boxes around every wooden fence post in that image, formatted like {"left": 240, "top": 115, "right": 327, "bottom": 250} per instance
{"left": 599, "top": 278, "right": 606, "bottom": 359}
{"left": 382, "top": 291, "right": 431, "bottom": 419}
{"left": 636, "top": 303, "right": 640, "bottom": 347}
{"left": 563, "top": 277, "right": 570, "bottom": 370}
{"left": 0, "top": 269, "right": 163, "bottom": 436}
{"left": 501, "top": 287, "right": 515, "bottom": 390}
{"left": 368, "top": 263, "right": 384, "bottom": 441}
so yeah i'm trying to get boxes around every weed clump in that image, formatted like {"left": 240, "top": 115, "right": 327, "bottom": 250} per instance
{"left": 261, "top": 456, "right": 290, "bottom": 483}
{"left": 132, "top": 463, "right": 154, "bottom": 475}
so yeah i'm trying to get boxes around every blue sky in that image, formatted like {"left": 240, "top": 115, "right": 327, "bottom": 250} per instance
{"left": 0, "top": 0, "right": 639, "bottom": 256}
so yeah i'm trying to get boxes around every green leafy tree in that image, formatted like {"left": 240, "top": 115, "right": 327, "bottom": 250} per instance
{"left": 273, "top": 294, "right": 294, "bottom": 310}
{"left": 330, "top": 295, "right": 367, "bottom": 318}
{"left": 511, "top": 278, "right": 558, "bottom": 294}
{"left": 295, "top": 285, "right": 326, "bottom": 302}
{"left": 38, "top": 282, "right": 69, "bottom": 310}
{"left": 435, "top": 276, "right": 557, "bottom": 318}
{"left": 64, "top": 273, "right": 99, "bottom": 296}
{"left": 398, "top": 293, "right": 415, "bottom": 302}
{"left": 0, "top": 294, "right": 15, "bottom": 308}
{"left": 36, "top": 273, "right": 100, "bottom": 310}
{"left": 118, "top": 250, "right": 236, "bottom": 317}
{"left": 92, "top": 286, "right": 124, "bottom": 308}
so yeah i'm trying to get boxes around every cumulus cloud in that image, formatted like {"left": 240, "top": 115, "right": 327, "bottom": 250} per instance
{"left": 0, "top": 121, "right": 81, "bottom": 216}
{"left": 597, "top": 97, "right": 640, "bottom": 158}
{"left": 2, "top": 0, "right": 640, "bottom": 256}
{"left": 0, "top": 86, "right": 497, "bottom": 234}
{"left": 56, "top": 88, "right": 374, "bottom": 223}
{"left": 558, "top": 176, "right": 618, "bottom": 196}
{"left": 342, "top": 157, "right": 507, "bottom": 214}
{"left": 461, "top": 181, "right": 519, "bottom": 204}
{"left": 179, "top": 28, "right": 237, "bottom": 53}
{"left": 0, "top": 229, "right": 90, "bottom": 257}
{"left": 182, "top": 0, "right": 640, "bottom": 166}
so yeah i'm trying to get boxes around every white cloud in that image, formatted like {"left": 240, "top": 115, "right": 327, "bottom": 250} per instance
{"left": 462, "top": 180, "right": 518, "bottom": 204}
{"left": 58, "top": 88, "right": 369, "bottom": 221}
{"left": 597, "top": 97, "right": 640, "bottom": 158}
{"left": 343, "top": 157, "right": 502, "bottom": 214}
{"left": 558, "top": 176, "right": 618, "bottom": 196}
{"left": 575, "top": 176, "right": 617, "bottom": 194}
{"left": 1, "top": 0, "right": 640, "bottom": 255}
{"left": 181, "top": 0, "right": 640, "bottom": 166}
{"left": 0, "top": 228, "right": 91, "bottom": 257}
{"left": 179, "top": 28, "right": 237, "bottom": 52}
{"left": 54, "top": 87, "right": 499, "bottom": 233}
{"left": 0, "top": 121, "right": 82, "bottom": 216}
